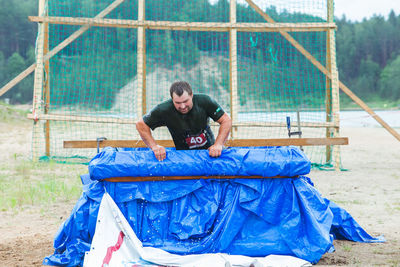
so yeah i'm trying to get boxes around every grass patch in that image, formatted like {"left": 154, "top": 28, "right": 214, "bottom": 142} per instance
{"left": 0, "top": 159, "right": 87, "bottom": 211}
{"left": 342, "top": 244, "right": 352, "bottom": 252}
{"left": 387, "top": 259, "right": 400, "bottom": 267}
{"left": 0, "top": 101, "right": 30, "bottom": 122}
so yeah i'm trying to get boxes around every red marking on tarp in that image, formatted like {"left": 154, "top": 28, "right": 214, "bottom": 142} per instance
{"left": 102, "top": 231, "right": 125, "bottom": 266}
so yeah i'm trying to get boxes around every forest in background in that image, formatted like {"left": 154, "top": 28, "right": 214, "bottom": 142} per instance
{"left": 0, "top": 0, "right": 399, "bottom": 108}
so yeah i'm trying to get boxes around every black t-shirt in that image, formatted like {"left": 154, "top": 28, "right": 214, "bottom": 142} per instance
{"left": 143, "top": 94, "right": 225, "bottom": 150}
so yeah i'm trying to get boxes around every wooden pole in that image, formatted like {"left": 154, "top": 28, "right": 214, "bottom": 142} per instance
{"left": 327, "top": 0, "right": 341, "bottom": 170}
{"left": 32, "top": 0, "right": 46, "bottom": 160}
{"left": 137, "top": 0, "right": 146, "bottom": 118}
{"left": 325, "top": 2, "right": 332, "bottom": 163}
{"left": 0, "top": 0, "right": 125, "bottom": 98}
{"left": 244, "top": 0, "right": 400, "bottom": 143}
{"left": 43, "top": 2, "right": 51, "bottom": 157}
{"left": 230, "top": 0, "right": 238, "bottom": 139}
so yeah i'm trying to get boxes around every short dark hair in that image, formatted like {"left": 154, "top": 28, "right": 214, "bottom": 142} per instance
{"left": 170, "top": 81, "right": 193, "bottom": 98}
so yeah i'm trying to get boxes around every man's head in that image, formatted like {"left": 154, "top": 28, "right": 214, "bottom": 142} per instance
{"left": 170, "top": 81, "right": 193, "bottom": 114}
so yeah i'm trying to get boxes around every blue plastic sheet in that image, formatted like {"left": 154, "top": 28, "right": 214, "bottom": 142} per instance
{"left": 44, "top": 147, "right": 383, "bottom": 266}
{"left": 88, "top": 146, "right": 311, "bottom": 180}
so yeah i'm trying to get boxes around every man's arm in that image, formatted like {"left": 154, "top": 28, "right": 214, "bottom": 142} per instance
{"left": 136, "top": 118, "right": 166, "bottom": 161}
{"left": 209, "top": 113, "right": 232, "bottom": 157}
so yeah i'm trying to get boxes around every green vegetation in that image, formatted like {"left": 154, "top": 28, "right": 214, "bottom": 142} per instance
{"left": 0, "top": 101, "right": 30, "bottom": 122}
{"left": 0, "top": 159, "right": 86, "bottom": 211}
{"left": 0, "top": 103, "right": 87, "bottom": 211}
{"left": 342, "top": 244, "right": 353, "bottom": 252}
{"left": 336, "top": 11, "right": 400, "bottom": 105}
{"left": 0, "top": 0, "right": 399, "bottom": 109}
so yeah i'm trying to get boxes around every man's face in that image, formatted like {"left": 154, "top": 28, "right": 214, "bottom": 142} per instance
{"left": 172, "top": 91, "right": 193, "bottom": 114}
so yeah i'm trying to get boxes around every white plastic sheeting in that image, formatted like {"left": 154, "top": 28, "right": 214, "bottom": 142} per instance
{"left": 84, "top": 192, "right": 311, "bottom": 267}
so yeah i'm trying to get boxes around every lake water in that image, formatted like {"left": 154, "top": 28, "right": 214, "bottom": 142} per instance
{"left": 106, "top": 109, "right": 400, "bottom": 129}
{"left": 339, "top": 110, "right": 400, "bottom": 128}
{"left": 236, "top": 110, "right": 400, "bottom": 128}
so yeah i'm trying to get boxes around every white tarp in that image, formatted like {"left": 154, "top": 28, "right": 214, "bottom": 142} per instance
{"left": 83, "top": 192, "right": 312, "bottom": 267}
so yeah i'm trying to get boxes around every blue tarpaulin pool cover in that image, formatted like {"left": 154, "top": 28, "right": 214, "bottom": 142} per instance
{"left": 44, "top": 147, "right": 384, "bottom": 266}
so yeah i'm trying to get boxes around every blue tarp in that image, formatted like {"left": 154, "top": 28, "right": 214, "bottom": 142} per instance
{"left": 88, "top": 146, "right": 311, "bottom": 179}
{"left": 44, "top": 147, "right": 383, "bottom": 267}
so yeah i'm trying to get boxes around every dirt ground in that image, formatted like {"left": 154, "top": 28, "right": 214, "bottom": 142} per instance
{"left": 0, "top": 117, "right": 399, "bottom": 266}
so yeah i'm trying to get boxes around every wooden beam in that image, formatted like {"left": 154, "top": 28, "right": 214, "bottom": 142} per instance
{"left": 325, "top": 0, "right": 333, "bottom": 163}
{"left": 226, "top": 138, "right": 348, "bottom": 147}
{"left": 27, "top": 113, "right": 137, "bottom": 124}
{"left": 44, "top": 5, "right": 51, "bottom": 157}
{"left": 325, "top": 31, "right": 332, "bottom": 163}
{"left": 339, "top": 81, "right": 400, "bottom": 142}
{"left": 28, "top": 16, "right": 336, "bottom": 32}
{"left": 63, "top": 137, "right": 348, "bottom": 149}
{"left": 0, "top": 64, "right": 36, "bottom": 98}
{"left": 104, "top": 175, "right": 295, "bottom": 182}
{"left": 32, "top": 0, "right": 46, "bottom": 160}
{"left": 0, "top": 0, "right": 125, "bottom": 98}
{"left": 27, "top": 113, "right": 337, "bottom": 128}
{"left": 327, "top": 0, "right": 341, "bottom": 170}
{"left": 137, "top": 0, "right": 146, "bottom": 117}
{"left": 245, "top": 0, "right": 400, "bottom": 142}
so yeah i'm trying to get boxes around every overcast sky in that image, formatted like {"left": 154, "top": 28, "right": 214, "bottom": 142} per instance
{"left": 334, "top": 0, "right": 400, "bottom": 21}
{"left": 209, "top": 0, "right": 399, "bottom": 22}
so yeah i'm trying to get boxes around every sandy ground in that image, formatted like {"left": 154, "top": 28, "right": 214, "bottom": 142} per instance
{"left": 0, "top": 117, "right": 399, "bottom": 266}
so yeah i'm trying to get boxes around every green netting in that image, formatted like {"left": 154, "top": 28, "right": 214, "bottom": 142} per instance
{"left": 32, "top": 0, "right": 340, "bottom": 165}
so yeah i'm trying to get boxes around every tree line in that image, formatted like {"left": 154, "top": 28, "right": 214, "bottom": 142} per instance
{"left": 0, "top": 0, "right": 399, "bottom": 106}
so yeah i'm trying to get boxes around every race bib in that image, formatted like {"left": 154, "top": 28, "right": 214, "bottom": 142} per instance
{"left": 185, "top": 132, "right": 208, "bottom": 149}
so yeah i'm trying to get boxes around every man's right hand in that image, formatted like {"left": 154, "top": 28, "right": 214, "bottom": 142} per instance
{"left": 151, "top": 145, "right": 166, "bottom": 161}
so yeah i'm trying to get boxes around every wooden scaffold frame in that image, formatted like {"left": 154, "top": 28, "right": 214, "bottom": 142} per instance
{"left": 3, "top": 0, "right": 399, "bottom": 169}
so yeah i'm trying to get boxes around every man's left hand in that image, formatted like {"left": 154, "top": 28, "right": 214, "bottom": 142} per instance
{"left": 208, "top": 144, "right": 223, "bottom": 157}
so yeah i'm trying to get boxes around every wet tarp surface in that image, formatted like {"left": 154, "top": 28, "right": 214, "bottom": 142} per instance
{"left": 44, "top": 147, "right": 383, "bottom": 266}
{"left": 88, "top": 146, "right": 311, "bottom": 179}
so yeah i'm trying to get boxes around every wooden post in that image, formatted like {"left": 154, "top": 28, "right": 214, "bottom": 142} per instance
{"left": 327, "top": 0, "right": 341, "bottom": 170}
{"left": 32, "top": 0, "right": 46, "bottom": 160}
{"left": 30, "top": 0, "right": 125, "bottom": 160}
{"left": 229, "top": 0, "right": 238, "bottom": 138}
{"left": 137, "top": 0, "right": 146, "bottom": 118}
{"left": 43, "top": 1, "right": 51, "bottom": 157}
{"left": 325, "top": 1, "right": 332, "bottom": 163}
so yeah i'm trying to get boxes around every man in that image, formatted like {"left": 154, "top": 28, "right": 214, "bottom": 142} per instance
{"left": 136, "top": 81, "right": 232, "bottom": 161}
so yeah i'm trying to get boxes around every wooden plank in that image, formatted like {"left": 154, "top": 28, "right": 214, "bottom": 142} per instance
{"left": 64, "top": 139, "right": 172, "bottom": 148}
{"left": 245, "top": 0, "right": 400, "bottom": 143}
{"left": 27, "top": 113, "right": 137, "bottom": 124}
{"left": 0, "top": 64, "right": 36, "bottom": 98}
{"left": 105, "top": 175, "right": 295, "bottom": 182}
{"left": 63, "top": 137, "right": 348, "bottom": 149}
{"left": 27, "top": 112, "right": 337, "bottom": 128}
{"left": 0, "top": 0, "right": 125, "bottom": 98}
{"left": 28, "top": 16, "right": 336, "bottom": 32}
{"left": 226, "top": 138, "right": 348, "bottom": 146}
